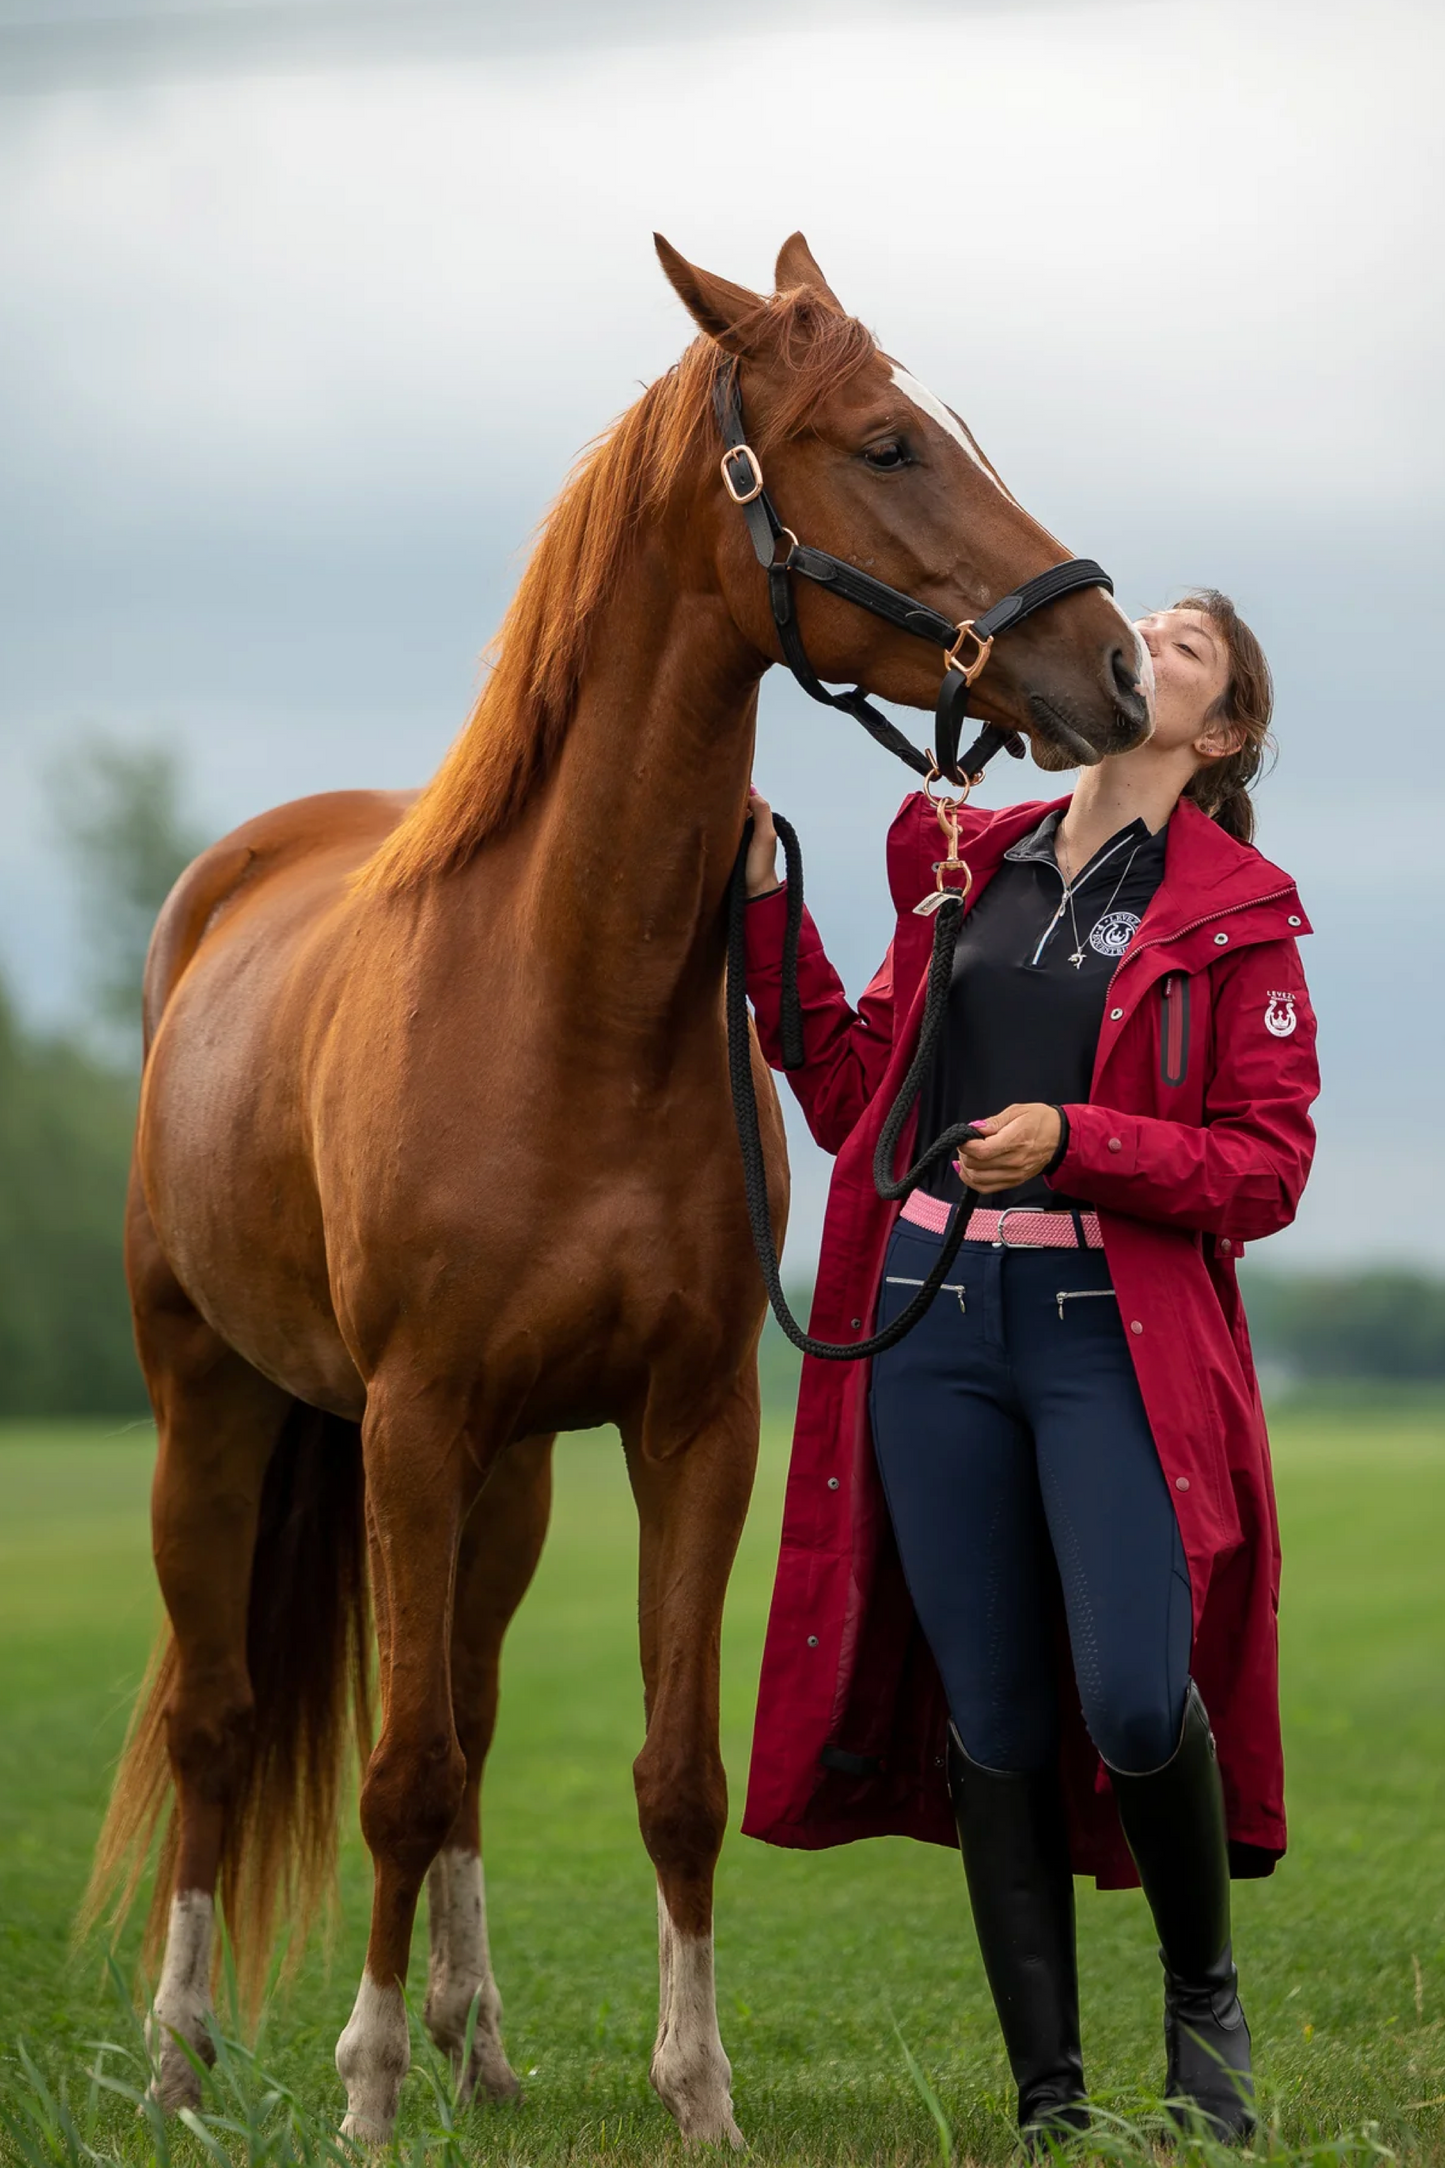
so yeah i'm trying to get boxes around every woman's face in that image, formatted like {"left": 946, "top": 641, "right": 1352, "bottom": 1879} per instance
{"left": 1134, "top": 608, "right": 1232, "bottom": 755}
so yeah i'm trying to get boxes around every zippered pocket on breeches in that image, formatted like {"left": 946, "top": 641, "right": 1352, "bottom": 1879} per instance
{"left": 1054, "top": 1288, "right": 1117, "bottom": 1321}
{"left": 886, "top": 1275, "right": 967, "bottom": 1315}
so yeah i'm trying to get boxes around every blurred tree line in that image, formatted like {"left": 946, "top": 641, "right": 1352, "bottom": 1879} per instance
{"left": 4, "top": 741, "right": 1445, "bottom": 1415}
{"left": 0, "top": 739, "right": 203, "bottom": 1414}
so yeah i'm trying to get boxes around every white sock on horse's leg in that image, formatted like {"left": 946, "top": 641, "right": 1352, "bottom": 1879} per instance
{"left": 336, "top": 1973, "right": 410, "bottom": 2144}
{"left": 147, "top": 1890, "right": 217, "bottom": 2110}
{"left": 649, "top": 1882, "right": 742, "bottom": 2149}
{"left": 423, "top": 1848, "right": 519, "bottom": 2104}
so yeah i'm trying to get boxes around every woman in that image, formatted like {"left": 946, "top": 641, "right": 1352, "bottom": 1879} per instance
{"left": 741, "top": 591, "right": 1317, "bottom": 2144}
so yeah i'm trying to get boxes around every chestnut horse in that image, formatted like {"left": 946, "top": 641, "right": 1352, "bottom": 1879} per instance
{"left": 86, "top": 233, "right": 1151, "bottom": 2144}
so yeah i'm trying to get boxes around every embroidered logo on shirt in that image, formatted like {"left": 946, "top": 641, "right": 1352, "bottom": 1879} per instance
{"left": 1089, "top": 910, "right": 1142, "bottom": 958}
{"left": 1264, "top": 992, "right": 1298, "bottom": 1038}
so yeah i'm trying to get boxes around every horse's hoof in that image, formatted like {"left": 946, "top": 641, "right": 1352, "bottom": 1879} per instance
{"left": 682, "top": 2109, "right": 745, "bottom": 2151}
{"left": 456, "top": 2048, "right": 523, "bottom": 2108}
{"left": 339, "top": 2110, "right": 395, "bottom": 2149}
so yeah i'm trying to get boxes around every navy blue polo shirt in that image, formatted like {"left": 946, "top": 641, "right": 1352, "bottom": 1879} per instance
{"left": 917, "top": 808, "right": 1169, "bottom": 1210}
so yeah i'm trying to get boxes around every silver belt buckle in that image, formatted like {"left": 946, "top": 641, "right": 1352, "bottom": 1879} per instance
{"left": 992, "top": 1206, "right": 1034, "bottom": 1249}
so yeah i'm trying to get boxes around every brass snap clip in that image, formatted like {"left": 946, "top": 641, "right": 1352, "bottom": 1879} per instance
{"left": 944, "top": 619, "right": 995, "bottom": 687}
{"left": 914, "top": 760, "right": 974, "bottom": 916}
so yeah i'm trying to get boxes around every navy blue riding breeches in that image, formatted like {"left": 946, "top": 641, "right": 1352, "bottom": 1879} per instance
{"left": 869, "top": 1216, "right": 1192, "bottom": 1777}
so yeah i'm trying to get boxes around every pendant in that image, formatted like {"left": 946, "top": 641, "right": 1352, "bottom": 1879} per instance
{"left": 1067, "top": 948, "right": 1087, "bottom": 969}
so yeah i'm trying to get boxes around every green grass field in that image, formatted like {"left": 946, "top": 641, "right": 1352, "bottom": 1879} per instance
{"left": 2, "top": 1399, "right": 1444, "bottom": 2164}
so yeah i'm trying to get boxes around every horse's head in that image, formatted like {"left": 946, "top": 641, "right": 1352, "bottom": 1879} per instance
{"left": 657, "top": 232, "right": 1152, "bottom": 770}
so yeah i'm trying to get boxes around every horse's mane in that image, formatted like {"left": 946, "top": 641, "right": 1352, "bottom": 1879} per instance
{"left": 356, "top": 293, "right": 877, "bottom": 895}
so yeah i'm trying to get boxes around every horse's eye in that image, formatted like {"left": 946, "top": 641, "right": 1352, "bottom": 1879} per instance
{"left": 862, "top": 440, "right": 911, "bottom": 471}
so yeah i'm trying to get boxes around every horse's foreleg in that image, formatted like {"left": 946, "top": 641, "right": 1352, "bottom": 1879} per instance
{"left": 624, "top": 1381, "right": 759, "bottom": 2150}
{"left": 424, "top": 1433, "right": 554, "bottom": 2106}
{"left": 336, "top": 1393, "right": 480, "bottom": 2145}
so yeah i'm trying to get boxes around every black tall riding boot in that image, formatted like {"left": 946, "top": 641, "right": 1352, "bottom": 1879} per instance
{"left": 1108, "top": 1682, "right": 1256, "bottom": 2141}
{"left": 946, "top": 1726, "right": 1088, "bottom": 2148}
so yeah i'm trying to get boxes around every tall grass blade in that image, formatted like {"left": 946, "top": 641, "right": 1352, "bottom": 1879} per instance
{"left": 892, "top": 2017, "right": 953, "bottom": 2168}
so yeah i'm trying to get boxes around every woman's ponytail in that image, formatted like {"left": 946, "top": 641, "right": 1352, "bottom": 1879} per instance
{"left": 1174, "top": 589, "right": 1274, "bottom": 848}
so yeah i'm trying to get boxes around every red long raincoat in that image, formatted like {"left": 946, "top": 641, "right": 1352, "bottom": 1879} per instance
{"left": 741, "top": 791, "right": 1319, "bottom": 1887}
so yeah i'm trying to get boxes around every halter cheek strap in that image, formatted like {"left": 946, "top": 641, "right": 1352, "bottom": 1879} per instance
{"left": 714, "top": 360, "right": 1115, "bottom": 786}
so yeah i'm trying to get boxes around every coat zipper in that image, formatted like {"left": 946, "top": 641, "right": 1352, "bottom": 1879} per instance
{"left": 1160, "top": 973, "right": 1191, "bottom": 1086}
{"left": 1107, "top": 884, "right": 1296, "bottom": 1044}
{"left": 1122, "top": 886, "right": 1296, "bottom": 970}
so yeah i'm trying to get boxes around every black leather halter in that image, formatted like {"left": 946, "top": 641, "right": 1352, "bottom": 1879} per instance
{"left": 714, "top": 360, "right": 1116, "bottom": 787}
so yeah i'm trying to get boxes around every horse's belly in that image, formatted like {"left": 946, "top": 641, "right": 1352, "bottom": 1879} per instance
{"left": 138, "top": 976, "right": 366, "bottom": 1420}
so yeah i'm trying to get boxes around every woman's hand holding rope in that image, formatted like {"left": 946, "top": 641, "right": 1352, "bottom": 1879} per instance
{"left": 956, "top": 1104, "right": 1063, "bottom": 1194}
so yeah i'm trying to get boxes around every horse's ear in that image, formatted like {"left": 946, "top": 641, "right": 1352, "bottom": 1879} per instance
{"left": 774, "top": 231, "right": 844, "bottom": 311}
{"left": 654, "top": 234, "right": 765, "bottom": 354}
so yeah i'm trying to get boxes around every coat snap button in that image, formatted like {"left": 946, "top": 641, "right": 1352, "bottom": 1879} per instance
{"left": 1107, "top": 1137, "right": 1123, "bottom": 1153}
{"left": 1288, "top": 915, "right": 1302, "bottom": 928}
{"left": 1175, "top": 1476, "right": 1190, "bottom": 1492}
{"left": 806, "top": 1634, "right": 819, "bottom": 1648}
{"left": 827, "top": 1476, "right": 840, "bottom": 1491}
{"left": 851, "top": 1318, "right": 862, "bottom": 1331}
{"left": 1109, "top": 1007, "right": 1124, "bottom": 1021}
{"left": 1220, "top": 1238, "right": 1232, "bottom": 1254}
{"left": 1214, "top": 931, "right": 1229, "bottom": 945}
{"left": 1130, "top": 1319, "right": 1143, "bottom": 1334}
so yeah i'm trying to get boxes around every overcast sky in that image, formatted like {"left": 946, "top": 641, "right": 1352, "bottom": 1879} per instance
{"left": 2, "top": 0, "right": 1442, "bottom": 1266}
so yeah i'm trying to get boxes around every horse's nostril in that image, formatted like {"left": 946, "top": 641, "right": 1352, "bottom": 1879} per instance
{"left": 1110, "top": 646, "right": 1141, "bottom": 702}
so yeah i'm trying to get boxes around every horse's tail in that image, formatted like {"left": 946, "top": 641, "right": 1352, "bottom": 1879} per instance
{"left": 81, "top": 1401, "right": 373, "bottom": 2013}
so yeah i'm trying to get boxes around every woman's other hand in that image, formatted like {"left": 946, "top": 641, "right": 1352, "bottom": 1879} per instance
{"left": 955, "top": 1104, "right": 1063, "bottom": 1194}
{"left": 746, "top": 789, "right": 783, "bottom": 898}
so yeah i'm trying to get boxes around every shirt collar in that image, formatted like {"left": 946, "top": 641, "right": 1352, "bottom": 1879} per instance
{"left": 1004, "top": 807, "right": 1166, "bottom": 874}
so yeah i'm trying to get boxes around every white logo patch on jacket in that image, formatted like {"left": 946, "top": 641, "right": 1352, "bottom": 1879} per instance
{"left": 1264, "top": 992, "right": 1297, "bottom": 1038}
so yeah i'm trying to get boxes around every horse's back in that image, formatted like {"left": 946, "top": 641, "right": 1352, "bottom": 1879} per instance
{"left": 143, "top": 789, "right": 416, "bottom": 1048}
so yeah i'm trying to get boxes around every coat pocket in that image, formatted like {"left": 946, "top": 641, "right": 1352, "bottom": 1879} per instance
{"left": 1160, "top": 973, "right": 1191, "bottom": 1087}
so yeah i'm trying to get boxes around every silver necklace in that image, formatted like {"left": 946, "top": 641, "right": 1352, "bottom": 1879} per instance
{"left": 1030, "top": 829, "right": 1140, "bottom": 969}
{"left": 1064, "top": 843, "right": 1140, "bottom": 967}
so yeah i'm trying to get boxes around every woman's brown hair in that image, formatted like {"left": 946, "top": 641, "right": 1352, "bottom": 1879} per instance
{"left": 1174, "top": 588, "right": 1274, "bottom": 846}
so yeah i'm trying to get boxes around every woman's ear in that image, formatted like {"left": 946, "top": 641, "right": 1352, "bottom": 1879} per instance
{"left": 1193, "top": 717, "right": 1246, "bottom": 765}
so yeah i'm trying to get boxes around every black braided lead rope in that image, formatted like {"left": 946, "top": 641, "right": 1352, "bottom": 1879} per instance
{"left": 727, "top": 816, "right": 988, "bottom": 1361}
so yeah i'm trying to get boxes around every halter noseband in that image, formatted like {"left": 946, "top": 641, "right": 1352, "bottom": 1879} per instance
{"left": 714, "top": 360, "right": 1115, "bottom": 788}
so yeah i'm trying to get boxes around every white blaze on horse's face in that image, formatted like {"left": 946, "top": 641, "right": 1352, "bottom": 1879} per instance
{"left": 889, "top": 362, "right": 1154, "bottom": 711}
{"left": 888, "top": 364, "right": 1018, "bottom": 502}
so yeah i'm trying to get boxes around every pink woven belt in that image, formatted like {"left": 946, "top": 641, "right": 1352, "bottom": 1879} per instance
{"left": 900, "top": 1190, "right": 1104, "bottom": 1249}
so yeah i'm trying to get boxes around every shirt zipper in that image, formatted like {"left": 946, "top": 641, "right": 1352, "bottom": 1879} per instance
{"left": 1027, "top": 832, "right": 1137, "bottom": 967}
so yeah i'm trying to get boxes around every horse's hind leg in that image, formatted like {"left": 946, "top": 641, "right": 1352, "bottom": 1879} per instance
{"left": 423, "top": 1434, "right": 553, "bottom": 2105}
{"left": 624, "top": 1379, "right": 759, "bottom": 2149}
{"left": 129, "top": 1205, "right": 289, "bottom": 2107}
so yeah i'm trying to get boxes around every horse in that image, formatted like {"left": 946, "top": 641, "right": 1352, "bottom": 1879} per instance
{"left": 84, "top": 232, "right": 1152, "bottom": 2146}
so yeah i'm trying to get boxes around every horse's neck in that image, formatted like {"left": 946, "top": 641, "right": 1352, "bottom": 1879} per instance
{"left": 519, "top": 557, "right": 763, "bottom": 1032}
